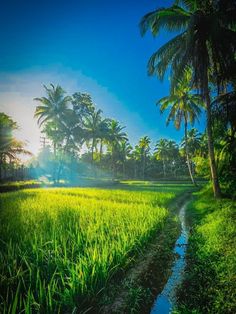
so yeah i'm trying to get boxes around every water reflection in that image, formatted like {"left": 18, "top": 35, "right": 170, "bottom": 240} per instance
{"left": 150, "top": 204, "right": 188, "bottom": 314}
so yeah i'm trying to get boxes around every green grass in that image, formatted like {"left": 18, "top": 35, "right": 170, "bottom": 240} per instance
{"left": 176, "top": 188, "right": 236, "bottom": 314}
{"left": 0, "top": 182, "right": 190, "bottom": 313}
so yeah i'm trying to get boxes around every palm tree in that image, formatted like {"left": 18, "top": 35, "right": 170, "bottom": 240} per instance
{"left": 72, "top": 92, "right": 95, "bottom": 118}
{"left": 118, "top": 140, "right": 132, "bottom": 177}
{"left": 198, "top": 133, "right": 209, "bottom": 158}
{"left": 83, "top": 109, "right": 103, "bottom": 163}
{"left": 97, "top": 118, "right": 111, "bottom": 162}
{"left": 34, "top": 84, "right": 71, "bottom": 154}
{"left": 131, "top": 145, "right": 142, "bottom": 178}
{"left": 0, "top": 113, "right": 32, "bottom": 180}
{"left": 157, "top": 72, "right": 202, "bottom": 185}
{"left": 138, "top": 136, "right": 151, "bottom": 179}
{"left": 182, "top": 128, "right": 202, "bottom": 158}
{"left": 154, "top": 139, "right": 178, "bottom": 178}
{"left": 140, "top": 1, "right": 236, "bottom": 197}
{"left": 181, "top": 128, "right": 202, "bottom": 181}
{"left": 107, "top": 120, "right": 127, "bottom": 177}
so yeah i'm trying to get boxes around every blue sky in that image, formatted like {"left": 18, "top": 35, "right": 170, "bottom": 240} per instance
{"left": 0, "top": 0, "right": 204, "bottom": 155}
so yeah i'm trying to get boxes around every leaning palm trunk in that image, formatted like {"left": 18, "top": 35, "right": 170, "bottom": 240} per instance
{"left": 205, "top": 92, "right": 221, "bottom": 198}
{"left": 184, "top": 119, "right": 197, "bottom": 186}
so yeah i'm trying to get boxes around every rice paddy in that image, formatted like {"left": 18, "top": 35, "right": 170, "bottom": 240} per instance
{"left": 0, "top": 182, "right": 190, "bottom": 313}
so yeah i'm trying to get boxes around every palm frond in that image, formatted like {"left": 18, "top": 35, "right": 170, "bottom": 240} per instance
{"left": 148, "top": 32, "right": 187, "bottom": 79}
{"left": 174, "top": 0, "right": 197, "bottom": 11}
{"left": 140, "top": 6, "right": 190, "bottom": 37}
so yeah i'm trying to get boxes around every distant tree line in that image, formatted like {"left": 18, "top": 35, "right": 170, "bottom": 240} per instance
{"left": 29, "top": 83, "right": 211, "bottom": 184}
{"left": 0, "top": 72, "right": 235, "bottom": 191}
{"left": 0, "top": 83, "right": 211, "bottom": 185}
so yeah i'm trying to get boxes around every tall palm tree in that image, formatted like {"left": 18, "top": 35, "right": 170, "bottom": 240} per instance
{"left": 0, "top": 113, "right": 32, "bottom": 180}
{"left": 97, "top": 118, "right": 111, "bottom": 162}
{"left": 140, "top": 0, "right": 236, "bottom": 197}
{"left": 118, "top": 140, "right": 132, "bottom": 177}
{"left": 138, "top": 136, "right": 151, "bottom": 179}
{"left": 34, "top": 84, "right": 71, "bottom": 154}
{"left": 131, "top": 145, "right": 142, "bottom": 178}
{"left": 83, "top": 109, "right": 103, "bottom": 163}
{"left": 181, "top": 128, "right": 202, "bottom": 180}
{"left": 157, "top": 72, "right": 202, "bottom": 185}
{"left": 58, "top": 108, "right": 84, "bottom": 153}
{"left": 107, "top": 120, "right": 127, "bottom": 177}
{"left": 154, "top": 139, "right": 178, "bottom": 178}
{"left": 34, "top": 84, "right": 71, "bottom": 126}
{"left": 182, "top": 128, "right": 202, "bottom": 158}
{"left": 198, "top": 133, "right": 209, "bottom": 158}
{"left": 72, "top": 92, "right": 95, "bottom": 118}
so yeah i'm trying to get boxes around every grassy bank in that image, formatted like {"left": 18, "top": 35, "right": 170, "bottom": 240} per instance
{"left": 0, "top": 178, "right": 117, "bottom": 193}
{"left": 0, "top": 180, "right": 43, "bottom": 192}
{"left": 0, "top": 182, "right": 190, "bottom": 313}
{"left": 176, "top": 188, "right": 236, "bottom": 313}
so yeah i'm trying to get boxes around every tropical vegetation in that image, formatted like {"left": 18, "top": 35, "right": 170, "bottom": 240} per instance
{"left": 140, "top": 0, "right": 236, "bottom": 198}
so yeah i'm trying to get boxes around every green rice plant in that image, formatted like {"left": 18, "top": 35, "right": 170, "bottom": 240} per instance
{"left": 0, "top": 183, "right": 189, "bottom": 312}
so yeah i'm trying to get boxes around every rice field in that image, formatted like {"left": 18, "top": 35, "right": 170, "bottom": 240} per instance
{"left": 0, "top": 182, "right": 190, "bottom": 313}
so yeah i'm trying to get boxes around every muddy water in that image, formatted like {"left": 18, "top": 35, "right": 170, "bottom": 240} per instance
{"left": 150, "top": 204, "right": 188, "bottom": 314}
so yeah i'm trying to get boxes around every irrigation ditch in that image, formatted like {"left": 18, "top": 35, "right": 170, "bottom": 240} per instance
{"left": 150, "top": 203, "right": 188, "bottom": 314}
{"left": 98, "top": 191, "right": 193, "bottom": 314}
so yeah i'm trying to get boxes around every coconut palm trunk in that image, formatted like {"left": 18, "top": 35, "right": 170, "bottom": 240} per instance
{"left": 99, "top": 140, "right": 103, "bottom": 162}
{"left": 91, "top": 137, "right": 95, "bottom": 164}
{"left": 111, "top": 145, "right": 116, "bottom": 180}
{"left": 53, "top": 142, "right": 57, "bottom": 156}
{"left": 162, "top": 159, "right": 166, "bottom": 178}
{"left": 134, "top": 161, "right": 137, "bottom": 178}
{"left": 142, "top": 153, "right": 145, "bottom": 180}
{"left": 184, "top": 118, "right": 197, "bottom": 186}
{"left": 205, "top": 92, "right": 221, "bottom": 198}
{"left": 0, "top": 157, "right": 2, "bottom": 181}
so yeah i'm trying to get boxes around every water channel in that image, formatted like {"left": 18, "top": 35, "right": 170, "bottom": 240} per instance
{"left": 150, "top": 203, "right": 189, "bottom": 314}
